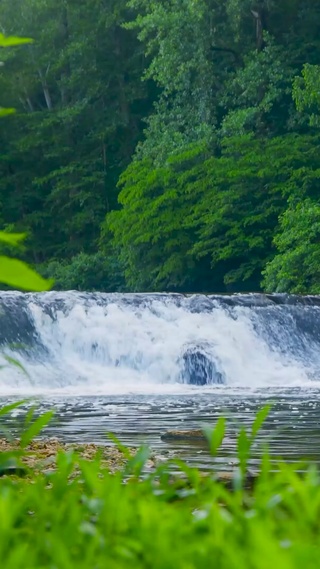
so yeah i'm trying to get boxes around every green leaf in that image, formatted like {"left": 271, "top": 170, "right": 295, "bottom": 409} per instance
{"left": 0, "top": 401, "right": 27, "bottom": 442}
{"left": 2, "top": 355, "right": 29, "bottom": 377}
{"left": 203, "top": 417, "right": 226, "bottom": 457}
{"left": 0, "top": 400, "right": 26, "bottom": 418}
{"left": 125, "top": 445, "right": 151, "bottom": 476}
{"left": 0, "top": 232, "right": 26, "bottom": 246}
{"left": 237, "top": 426, "right": 251, "bottom": 478}
{"left": 0, "top": 256, "right": 52, "bottom": 291}
{"left": 20, "top": 411, "right": 54, "bottom": 448}
{"left": 0, "top": 108, "right": 15, "bottom": 117}
{"left": 0, "top": 33, "right": 33, "bottom": 47}
{"left": 251, "top": 404, "right": 271, "bottom": 440}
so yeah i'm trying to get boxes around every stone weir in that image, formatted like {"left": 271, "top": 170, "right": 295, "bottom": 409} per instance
{"left": 0, "top": 291, "right": 319, "bottom": 392}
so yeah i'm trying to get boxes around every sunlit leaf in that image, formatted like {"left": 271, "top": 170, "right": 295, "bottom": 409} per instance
{"left": 0, "top": 33, "right": 32, "bottom": 47}
{"left": 0, "top": 108, "right": 15, "bottom": 117}
{"left": 0, "top": 232, "right": 26, "bottom": 246}
{"left": 0, "top": 256, "right": 52, "bottom": 291}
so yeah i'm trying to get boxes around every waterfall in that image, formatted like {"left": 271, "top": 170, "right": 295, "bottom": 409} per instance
{"left": 0, "top": 291, "right": 320, "bottom": 394}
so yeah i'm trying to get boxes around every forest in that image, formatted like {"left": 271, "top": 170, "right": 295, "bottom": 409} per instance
{"left": 1, "top": 0, "right": 320, "bottom": 294}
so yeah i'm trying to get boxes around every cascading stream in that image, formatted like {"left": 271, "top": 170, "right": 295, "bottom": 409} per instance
{"left": 0, "top": 291, "right": 320, "bottom": 394}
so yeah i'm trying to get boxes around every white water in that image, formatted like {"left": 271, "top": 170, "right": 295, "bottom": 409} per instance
{"left": 0, "top": 292, "right": 320, "bottom": 395}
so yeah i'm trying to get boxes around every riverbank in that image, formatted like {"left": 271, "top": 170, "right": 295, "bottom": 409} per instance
{"left": 0, "top": 438, "right": 132, "bottom": 476}
{"left": 0, "top": 437, "right": 260, "bottom": 492}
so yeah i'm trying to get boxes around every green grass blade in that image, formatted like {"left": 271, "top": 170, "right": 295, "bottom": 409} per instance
{"left": 251, "top": 404, "right": 271, "bottom": 440}
{"left": 0, "top": 232, "right": 26, "bottom": 246}
{"left": 203, "top": 417, "right": 226, "bottom": 457}
{"left": 20, "top": 411, "right": 54, "bottom": 448}
{"left": 0, "top": 33, "right": 33, "bottom": 47}
{"left": 0, "top": 400, "right": 27, "bottom": 418}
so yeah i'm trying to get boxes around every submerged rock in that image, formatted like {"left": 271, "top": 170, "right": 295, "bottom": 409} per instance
{"left": 161, "top": 429, "right": 206, "bottom": 441}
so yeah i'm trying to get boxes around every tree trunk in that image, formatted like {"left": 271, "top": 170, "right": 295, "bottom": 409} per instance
{"left": 251, "top": 6, "right": 267, "bottom": 51}
{"left": 37, "top": 67, "right": 53, "bottom": 110}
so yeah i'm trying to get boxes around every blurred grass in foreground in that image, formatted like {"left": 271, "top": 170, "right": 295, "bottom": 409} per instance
{"left": 0, "top": 404, "right": 319, "bottom": 568}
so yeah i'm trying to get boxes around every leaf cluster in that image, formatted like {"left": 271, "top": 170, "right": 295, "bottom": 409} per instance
{"left": 107, "top": 132, "right": 320, "bottom": 292}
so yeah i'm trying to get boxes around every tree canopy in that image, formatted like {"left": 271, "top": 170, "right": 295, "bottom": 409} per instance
{"left": 1, "top": 0, "right": 320, "bottom": 293}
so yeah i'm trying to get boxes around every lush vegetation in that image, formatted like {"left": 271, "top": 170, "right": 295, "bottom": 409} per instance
{"left": 0, "top": 405, "right": 319, "bottom": 568}
{"left": 1, "top": 1, "right": 320, "bottom": 293}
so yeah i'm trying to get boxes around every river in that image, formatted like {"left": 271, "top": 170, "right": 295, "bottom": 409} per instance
{"left": 1, "top": 291, "right": 320, "bottom": 470}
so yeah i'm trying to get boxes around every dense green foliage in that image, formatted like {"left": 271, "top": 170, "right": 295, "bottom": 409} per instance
{"left": 109, "top": 133, "right": 320, "bottom": 291}
{"left": 263, "top": 199, "right": 320, "bottom": 293}
{"left": 40, "top": 251, "right": 125, "bottom": 292}
{"left": 1, "top": 1, "right": 320, "bottom": 292}
{"left": 1, "top": 406, "right": 320, "bottom": 568}
{"left": 0, "top": 0, "right": 152, "bottom": 273}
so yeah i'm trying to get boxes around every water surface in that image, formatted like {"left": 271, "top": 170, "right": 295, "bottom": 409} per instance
{"left": 1, "top": 292, "right": 320, "bottom": 470}
{"left": 2, "top": 388, "right": 320, "bottom": 471}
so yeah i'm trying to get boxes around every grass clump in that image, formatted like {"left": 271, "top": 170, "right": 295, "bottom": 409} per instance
{"left": 0, "top": 406, "right": 319, "bottom": 568}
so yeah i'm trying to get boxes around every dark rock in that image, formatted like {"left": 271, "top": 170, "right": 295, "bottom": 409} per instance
{"left": 161, "top": 429, "right": 206, "bottom": 441}
{"left": 214, "top": 469, "right": 259, "bottom": 491}
{"left": 182, "top": 346, "right": 225, "bottom": 386}
{"left": 0, "top": 465, "right": 28, "bottom": 477}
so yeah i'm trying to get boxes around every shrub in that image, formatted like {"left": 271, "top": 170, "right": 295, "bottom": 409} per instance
{"left": 40, "top": 252, "right": 126, "bottom": 292}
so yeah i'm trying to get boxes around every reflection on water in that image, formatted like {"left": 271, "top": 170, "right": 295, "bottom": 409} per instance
{"left": 1, "top": 388, "right": 320, "bottom": 471}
